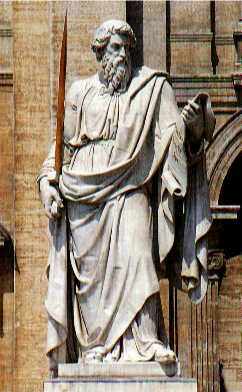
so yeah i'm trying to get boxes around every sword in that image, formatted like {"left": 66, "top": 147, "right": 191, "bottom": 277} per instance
{"left": 50, "top": 10, "right": 67, "bottom": 184}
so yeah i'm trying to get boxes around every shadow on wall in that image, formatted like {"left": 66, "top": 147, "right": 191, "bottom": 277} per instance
{"left": 219, "top": 362, "right": 228, "bottom": 392}
{"left": 0, "top": 224, "right": 18, "bottom": 337}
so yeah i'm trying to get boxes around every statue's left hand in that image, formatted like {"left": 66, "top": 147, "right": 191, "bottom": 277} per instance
{"left": 181, "top": 99, "right": 204, "bottom": 146}
{"left": 39, "top": 177, "right": 64, "bottom": 219}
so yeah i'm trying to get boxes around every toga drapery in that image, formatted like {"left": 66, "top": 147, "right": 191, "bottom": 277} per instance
{"left": 38, "top": 66, "right": 212, "bottom": 369}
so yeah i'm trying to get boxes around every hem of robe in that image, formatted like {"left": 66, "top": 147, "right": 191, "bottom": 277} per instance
{"left": 160, "top": 153, "right": 212, "bottom": 304}
{"left": 75, "top": 290, "right": 160, "bottom": 356}
{"left": 45, "top": 212, "right": 160, "bottom": 365}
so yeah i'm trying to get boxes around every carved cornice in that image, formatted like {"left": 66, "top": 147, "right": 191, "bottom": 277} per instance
{"left": 211, "top": 205, "right": 240, "bottom": 220}
{"left": 215, "top": 35, "right": 234, "bottom": 45}
{"left": 171, "top": 75, "right": 237, "bottom": 109}
{"left": 0, "top": 72, "right": 13, "bottom": 87}
{"left": 170, "top": 33, "right": 233, "bottom": 45}
{"left": 171, "top": 75, "right": 233, "bottom": 83}
{"left": 170, "top": 33, "right": 212, "bottom": 42}
{"left": 0, "top": 28, "right": 13, "bottom": 38}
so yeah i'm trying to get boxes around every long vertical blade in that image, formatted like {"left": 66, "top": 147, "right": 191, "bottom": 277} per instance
{"left": 55, "top": 10, "right": 67, "bottom": 178}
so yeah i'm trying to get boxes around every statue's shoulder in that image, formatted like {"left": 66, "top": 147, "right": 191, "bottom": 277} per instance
{"left": 133, "top": 65, "right": 171, "bottom": 84}
{"left": 128, "top": 66, "right": 171, "bottom": 98}
{"left": 66, "top": 74, "right": 98, "bottom": 103}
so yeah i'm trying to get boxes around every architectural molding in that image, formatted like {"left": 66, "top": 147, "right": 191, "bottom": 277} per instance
{"left": 172, "top": 75, "right": 237, "bottom": 108}
{"left": 171, "top": 75, "right": 233, "bottom": 83}
{"left": 170, "top": 33, "right": 233, "bottom": 45}
{"left": 0, "top": 28, "right": 13, "bottom": 37}
{"left": 206, "top": 110, "right": 242, "bottom": 203}
{"left": 170, "top": 33, "right": 212, "bottom": 42}
{"left": 0, "top": 72, "right": 13, "bottom": 87}
{"left": 211, "top": 205, "right": 240, "bottom": 220}
{"left": 215, "top": 35, "right": 234, "bottom": 45}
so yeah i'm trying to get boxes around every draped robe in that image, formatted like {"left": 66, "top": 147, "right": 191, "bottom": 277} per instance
{"left": 38, "top": 66, "right": 212, "bottom": 369}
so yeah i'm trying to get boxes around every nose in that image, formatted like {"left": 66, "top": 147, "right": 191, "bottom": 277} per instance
{"left": 119, "top": 46, "right": 126, "bottom": 58}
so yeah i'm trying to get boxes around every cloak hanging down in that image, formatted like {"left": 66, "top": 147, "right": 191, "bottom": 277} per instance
{"left": 38, "top": 66, "right": 213, "bottom": 368}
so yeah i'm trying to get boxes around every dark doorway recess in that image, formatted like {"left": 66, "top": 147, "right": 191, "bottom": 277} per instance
{"left": 218, "top": 154, "right": 242, "bottom": 258}
{"left": 126, "top": 1, "right": 143, "bottom": 68}
{"left": 0, "top": 225, "right": 16, "bottom": 337}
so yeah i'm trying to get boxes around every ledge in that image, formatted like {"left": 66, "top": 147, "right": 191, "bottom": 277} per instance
{"left": 58, "top": 361, "right": 179, "bottom": 378}
{"left": 211, "top": 205, "right": 240, "bottom": 220}
{"left": 0, "top": 72, "right": 13, "bottom": 87}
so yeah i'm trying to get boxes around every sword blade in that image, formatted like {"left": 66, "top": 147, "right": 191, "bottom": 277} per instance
{"left": 55, "top": 10, "right": 67, "bottom": 178}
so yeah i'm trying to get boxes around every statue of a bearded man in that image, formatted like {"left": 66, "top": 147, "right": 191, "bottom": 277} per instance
{"left": 38, "top": 20, "right": 215, "bottom": 375}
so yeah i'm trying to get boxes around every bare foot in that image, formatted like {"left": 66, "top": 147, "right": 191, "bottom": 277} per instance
{"left": 154, "top": 345, "right": 177, "bottom": 363}
{"left": 84, "top": 351, "right": 103, "bottom": 363}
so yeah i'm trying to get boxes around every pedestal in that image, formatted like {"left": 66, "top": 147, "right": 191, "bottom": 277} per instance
{"left": 43, "top": 362, "right": 197, "bottom": 392}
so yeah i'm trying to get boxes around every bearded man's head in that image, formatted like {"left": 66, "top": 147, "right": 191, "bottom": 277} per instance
{"left": 91, "top": 20, "right": 136, "bottom": 94}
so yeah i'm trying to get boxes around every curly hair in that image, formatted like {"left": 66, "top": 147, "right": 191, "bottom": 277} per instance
{"left": 91, "top": 19, "right": 136, "bottom": 62}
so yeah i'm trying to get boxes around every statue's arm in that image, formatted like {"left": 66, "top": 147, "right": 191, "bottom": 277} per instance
{"left": 156, "top": 80, "right": 207, "bottom": 199}
{"left": 181, "top": 100, "right": 205, "bottom": 161}
{"left": 38, "top": 80, "right": 83, "bottom": 219}
{"left": 158, "top": 80, "right": 207, "bottom": 164}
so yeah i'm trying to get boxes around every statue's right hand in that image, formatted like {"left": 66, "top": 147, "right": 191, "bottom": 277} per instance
{"left": 39, "top": 177, "right": 64, "bottom": 219}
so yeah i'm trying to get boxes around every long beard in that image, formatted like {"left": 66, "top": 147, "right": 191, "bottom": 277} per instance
{"left": 102, "top": 54, "right": 131, "bottom": 95}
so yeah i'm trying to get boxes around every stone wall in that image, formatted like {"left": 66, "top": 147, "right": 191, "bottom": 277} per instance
{"left": 0, "top": 3, "right": 14, "bottom": 392}
{"left": 13, "top": 2, "right": 51, "bottom": 390}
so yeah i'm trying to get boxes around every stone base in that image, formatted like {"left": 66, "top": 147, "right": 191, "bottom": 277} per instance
{"left": 43, "top": 362, "right": 197, "bottom": 392}
{"left": 59, "top": 361, "right": 179, "bottom": 377}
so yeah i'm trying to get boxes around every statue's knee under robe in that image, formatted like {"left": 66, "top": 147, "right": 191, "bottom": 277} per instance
{"left": 67, "top": 188, "right": 167, "bottom": 360}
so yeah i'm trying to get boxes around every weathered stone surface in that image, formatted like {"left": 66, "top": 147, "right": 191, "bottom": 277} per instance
{"left": 13, "top": 2, "right": 51, "bottom": 391}
{"left": 171, "top": 2, "right": 211, "bottom": 34}
{"left": 58, "top": 361, "right": 179, "bottom": 378}
{"left": 44, "top": 378, "right": 197, "bottom": 392}
{"left": 0, "top": 5, "right": 14, "bottom": 390}
{"left": 44, "top": 363, "right": 196, "bottom": 392}
{"left": 143, "top": 0, "right": 166, "bottom": 70}
{"left": 0, "top": 87, "right": 14, "bottom": 234}
{"left": 219, "top": 256, "right": 242, "bottom": 390}
{"left": 0, "top": 0, "right": 13, "bottom": 74}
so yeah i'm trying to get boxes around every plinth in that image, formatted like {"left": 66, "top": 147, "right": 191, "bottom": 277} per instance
{"left": 43, "top": 362, "right": 197, "bottom": 391}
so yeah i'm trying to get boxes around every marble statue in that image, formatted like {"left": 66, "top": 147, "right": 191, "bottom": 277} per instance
{"left": 38, "top": 20, "right": 215, "bottom": 375}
